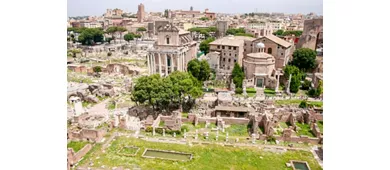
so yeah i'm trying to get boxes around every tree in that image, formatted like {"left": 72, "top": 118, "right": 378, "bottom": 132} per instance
{"left": 116, "top": 26, "right": 127, "bottom": 42}
{"left": 124, "top": 33, "right": 134, "bottom": 42}
{"left": 137, "top": 27, "right": 147, "bottom": 32}
{"left": 283, "top": 30, "right": 303, "bottom": 36}
{"left": 301, "top": 79, "right": 311, "bottom": 90}
{"left": 273, "top": 29, "right": 284, "bottom": 36}
{"left": 77, "top": 28, "right": 104, "bottom": 45}
{"left": 316, "top": 80, "right": 323, "bottom": 96}
{"left": 283, "top": 65, "right": 302, "bottom": 93}
{"left": 106, "top": 26, "right": 118, "bottom": 40}
{"left": 232, "top": 63, "right": 245, "bottom": 88}
{"left": 291, "top": 48, "right": 317, "bottom": 72}
{"left": 187, "top": 59, "right": 211, "bottom": 82}
{"left": 290, "top": 74, "right": 301, "bottom": 93}
{"left": 199, "top": 37, "right": 215, "bottom": 54}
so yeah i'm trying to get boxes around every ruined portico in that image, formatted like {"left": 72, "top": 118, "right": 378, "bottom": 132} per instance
{"left": 146, "top": 22, "right": 197, "bottom": 76}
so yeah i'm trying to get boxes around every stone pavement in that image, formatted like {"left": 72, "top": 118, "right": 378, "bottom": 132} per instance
{"left": 86, "top": 99, "right": 110, "bottom": 116}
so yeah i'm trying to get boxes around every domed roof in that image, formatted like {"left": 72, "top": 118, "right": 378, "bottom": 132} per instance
{"left": 256, "top": 42, "right": 265, "bottom": 48}
{"left": 247, "top": 52, "right": 274, "bottom": 59}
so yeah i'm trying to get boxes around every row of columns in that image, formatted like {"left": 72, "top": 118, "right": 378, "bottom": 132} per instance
{"left": 147, "top": 52, "right": 187, "bottom": 76}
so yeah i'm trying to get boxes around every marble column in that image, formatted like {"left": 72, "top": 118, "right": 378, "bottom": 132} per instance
{"left": 275, "top": 73, "right": 280, "bottom": 92}
{"left": 158, "top": 53, "right": 162, "bottom": 75}
{"left": 152, "top": 53, "right": 155, "bottom": 74}
{"left": 177, "top": 53, "right": 181, "bottom": 71}
{"left": 147, "top": 54, "right": 151, "bottom": 75}
{"left": 182, "top": 52, "right": 186, "bottom": 71}
{"left": 171, "top": 54, "right": 175, "bottom": 72}
{"left": 165, "top": 53, "right": 168, "bottom": 76}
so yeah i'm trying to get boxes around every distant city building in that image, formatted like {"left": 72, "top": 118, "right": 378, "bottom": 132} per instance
{"left": 105, "top": 8, "right": 123, "bottom": 18}
{"left": 216, "top": 21, "right": 228, "bottom": 38}
{"left": 137, "top": 3, "right": 145, "bottom": 22}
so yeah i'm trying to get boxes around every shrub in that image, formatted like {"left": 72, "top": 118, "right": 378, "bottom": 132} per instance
{"left": 145, "top": 126, "right": 153, "bottom": 132}
{"left": 93, "top": 66, "right": 102, "bottom": 73}
{"left": 235, "top": 87, "right": 243, "bottom": 94}
{"left": 266, "top": 136, "right": 276, "bottom": 143}
{"left": 107, "top": 52, "right": 112, "bottom": 56}
{"left": 181, "top": 125, "right": 189, "bottom": 133}
{"left": 155, "top": 128, "right": 163, "bottom": 134}
{"left": 299, "top": 100, "right": 308, "bottom": 108}
{"left": 308, "top": 88, "right": 317, "bottom": 97}
{"left": 301, "top": 80, "right": 311, "bottom": 90}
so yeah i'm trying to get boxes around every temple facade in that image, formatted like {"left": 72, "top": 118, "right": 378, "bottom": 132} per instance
{"left": 147, "top": 23, "right": 197, "bottom": 76}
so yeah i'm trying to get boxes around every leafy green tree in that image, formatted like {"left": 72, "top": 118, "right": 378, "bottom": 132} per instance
{"left": 116, "top": 26, "right": 127, "bottom": 42}
{"left": 290, "top": 74, "right": 301, "bottom": 93}
{"left": 235, "top": 87, "right": 243, "bottom": 94}
{"left": 316, "top": 80, "right": 323, "bottom": 96}
{"left": 301, "top": 79, "right": 311, "bottom": 90}
{"left": 106, "top": 26, "right": 118, "bottom": 40}
{"left": 124, "top": 33, "right": 134, "bottom": 42}
{"left": 283, "top": 30, "right": 303, "bottom": 36}
{"left": 283, "top": 65, "right": 301, "bottom": 80}
{"left": 199, "top": 37, "right": 215, "bottom": 54}
{"left": 291, "top": 48, "right": 317, "bottom": 72}
{"left": 232, "top": 63, "right": 245, "bottom": 88}
{"left": 187, "top": 59, "right": 211, "bottom": 82}
{"left": 77, "top": 28, "right": 104, "bottom": 45}
{"left": 273, "top": 29, "right": 284, "bottom": 36}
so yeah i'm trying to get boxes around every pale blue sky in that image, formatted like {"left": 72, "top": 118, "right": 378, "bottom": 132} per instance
{"left": 68, "top": 0, "right": 323, "bottom": 17}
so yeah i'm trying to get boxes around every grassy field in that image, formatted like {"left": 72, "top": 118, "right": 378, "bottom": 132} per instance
{"left": 67, "top": 141, "right": 89, "bottom": 152}
{"left": 264, "top": 88, "right": 276, "bottom": 96}
{"left": 77, "top": 136, "right": 322, "bottom": 170}
{"left": 225, "top": 124, "right": 249, "bottom": 136}
{"left": 275, "top": 100, "right": 323, "bottom": 108}
{"left": 295, "top": 123, "right": 315, "bottom": 138}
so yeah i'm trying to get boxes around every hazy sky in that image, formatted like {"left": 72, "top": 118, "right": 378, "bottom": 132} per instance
{"left": 68, "top": 0, "right": 323, "bottom": 17}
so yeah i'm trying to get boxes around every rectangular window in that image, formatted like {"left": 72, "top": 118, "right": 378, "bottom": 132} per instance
{"left": 244, "top": 49, "right": 246, "bottom": 52}
{"left": 166, "top": 38, "right": 170, "bottom": 44}
{"left": 228, "top": 59, "right": 231, "bottom": 62}
{"left": 218, "top": 45, "right": 220, "bottom": 49}
{"left": 222, "top": 46, "right": 225, "bottom": 49}
{"left": 224, "top": 53, "right": 226, "bottom": 56}
{"left": 229, "top": 53, "right": 231, "bottom": 56}
{"left": 235, "top": 54, "right": 237, "bottom": 57}
{"left": 229, "top": 46, "right": 231, "bottom": 50}
{"left": 234, "top": 59, "right": 237, "bottom": 63}
{"left": 281, "top": 53, "right": 283, "bottom": 55}
{"left": 223, "top": 58, "right": 225, "bottom": 62}
{"left": 233, "top": 47, "right": 237, "bottom": 50}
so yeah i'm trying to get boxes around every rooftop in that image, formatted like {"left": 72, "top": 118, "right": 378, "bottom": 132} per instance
{"left": 209, "top": 36, "right": 255, "bottom": 46}
{"left": 247, "top": 52, "right": 275, "bottom": 59}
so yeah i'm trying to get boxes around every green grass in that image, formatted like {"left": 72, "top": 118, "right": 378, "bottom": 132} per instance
{"left": 77, "top": 136, "right": 322, "bottom": 170}
{"left": 280, "top": 122, "right": 288, "bottom": 129}
{"left": 67, "top": 141, "right": 89, "bottom": 152}
{"left": 295, "top": 123, "right": 315, "bottom": 138}
{"left": 275, "top": 100, "right": 323, "bottom": 108}
{"left": 317, "top": 121, "right": 323, "bottom": 133}
{"left": 235, "top": 93, "right": 256, "bottom": 97}
{"left": 246, "top": 87, "right": 256, "bottom": 93}
{"left": 118, "top": 146, "right": 139, "bottom": 156}
{"left": 264, "top": 88, "right": 276, "bottom": 96}
{"left": 108, "top": 103, "right": 115, "bottom": 110}
{"left": 159, "top": 121, "right": 165, "bottom": 127}
{"left": 182, "top": 112, "right": 188, "bottom": 118}
{"left": 225, "top": 124, "right": 249, "bottom": 137}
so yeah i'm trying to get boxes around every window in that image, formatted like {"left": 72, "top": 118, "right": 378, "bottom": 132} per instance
{"left": 229, "top": 46, "right": 231, "bottom": 50}
{"left": 233, "top": 47, "right": 237, "bottom": 50}
{"left": 268, "top": 48, "right": 272, "bottom": 54}
{"left": 222, "top": 46, "right": 225, "bottom": 49}
{"left": 281, "top": 53, "right": 283, "bottom": 55}
{"left": 234, "top": 59, "right": 237, "bottom": 63}
{"left": 228, "top": 59, "right": 231, "bottom": 62}
{"left": 224, "top": 53, "right": 226, "bottom": 56}
{"left": 217, "top": 45, "right": 220, "bottom": 49}
{"left": 235, "top": 54, "right": 237, "bottom": 57}
{"left": 229, "top": 53, "right": 231, "bottom": 56}
{"left": 166, "top": 38, "right": 170, "bottom": 44}
{"left": 223, "top": 58, "right": 225, "bottom": 62}
{"left": 244, "top": 43, "right": 246, "bottom": 46}
{"left": 244, "top": 49, "right": 246, "bottom": 52}
{"left": 250, "top": 44, "right": 253, "bottom": 46}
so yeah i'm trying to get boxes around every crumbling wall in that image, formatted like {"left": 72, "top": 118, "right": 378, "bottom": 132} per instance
{"left": 67, "top": 144, "right": 92, "bottom": 166}
{"left": 296, "top": 19, "right": 323, "bottom": 50}
{"left": 68, "top": 129, "right": 106, "bottom": 142}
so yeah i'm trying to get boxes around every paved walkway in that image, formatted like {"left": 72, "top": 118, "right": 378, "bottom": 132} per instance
{"left": 86, "top": 99, "right": 110, "bottom": 116}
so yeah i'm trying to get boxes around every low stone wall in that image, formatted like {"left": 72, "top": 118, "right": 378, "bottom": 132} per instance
{"left": 68, "top": 129, "right": 106, "bottom": 142}
{"left": 275, "top": 136, "right": 321, "bottom": 144}
{"left": 222, "top": 117, "right": 250, "bottom": 125}
{"left": 181, "top": 118, "right": 190, "bottom": 123}
{"left": 197, "top": 117, "right": 217, "bottom": 124}
{"left": 68, "top": 144, "right": 93, "bottom": 166}
{"left": 313, "top": 114, "right": 323, "bottom": 121}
